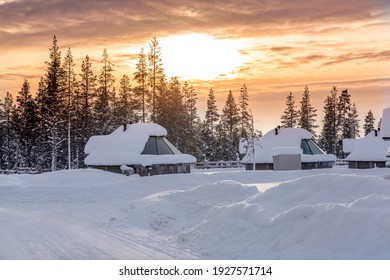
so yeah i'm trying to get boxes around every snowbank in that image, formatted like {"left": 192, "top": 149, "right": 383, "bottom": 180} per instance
{"left": 177, "top": 174, "right": 390, "bottom": 259}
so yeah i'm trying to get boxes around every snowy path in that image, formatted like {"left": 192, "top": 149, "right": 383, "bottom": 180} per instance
{"left": 0, "top": 208, "right": 196, "bottom": 259}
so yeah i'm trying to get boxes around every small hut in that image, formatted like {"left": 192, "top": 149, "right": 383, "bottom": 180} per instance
{"left": 84, "top": 123, "right": 196, "bottom": 176}
{"left": 241, "top": 127, "right": 336, "bottom": 170}
{"left": 345, "top": 108, "right": 390, "bottom": 169}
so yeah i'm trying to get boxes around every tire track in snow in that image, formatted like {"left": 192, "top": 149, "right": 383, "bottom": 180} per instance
{"left": 0, "top": 208, "right": 192, "bottom": 259}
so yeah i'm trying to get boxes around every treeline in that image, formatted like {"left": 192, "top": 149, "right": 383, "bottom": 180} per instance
{"left": 0, "top": 36, "right": 382, "bottom": 171}
{"left": 0, "top": 36, "right": 256, "bottom": 171}
{"left": 279, "top": 86, "right": 380, "bottom": 158}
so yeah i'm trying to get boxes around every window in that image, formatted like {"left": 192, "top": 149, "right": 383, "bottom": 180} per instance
{"left": 300, "top": 139, "right": 325, "bottom": 155}
{"left": 142, "top": 136, "right": 178, "bottom": 155}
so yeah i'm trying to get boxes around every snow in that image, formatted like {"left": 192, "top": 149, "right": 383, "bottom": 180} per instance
{"left": 381, "top": 108, "right": 390, "bottom": 139}
{"left": 346, "top": 130, "right": 390, "bottom": 161}
{"left": 342, "top": 138, "right": 358, "bottom": 154}
{"left": 272, "top": 147, "right": 302, "bottom": 156}
{"left": 1, "top": 167, "right": 390, "bottom": 259}
{"left": 84, "top": 123, "right": 196, "bottom": 166}
{"left": 241, "top": 127, "right": 335, "bottom": 164}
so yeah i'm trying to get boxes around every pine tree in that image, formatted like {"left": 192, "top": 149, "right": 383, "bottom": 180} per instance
{"left": 239, "top": 83, "right": 251, "bottom": 138}
{"left": 221, "top": 90, "right": 240, "bottom": 160}
{"left": 148, "top": 38, "right": 165, "bottom": 121}
{"left": 134, "top": 47, "right": 149, "bottom": 122}
{"left": 363, "top": 110, "right": 375, "bottom": 135}
{"left": 280, "top": 92, "right": 299, "bottom": 128}
{"left": 94, "top": 48, "right": 115, "bottom": 135}
{"left": 298, "top": 86, "right": 318, "bottom": 136}
{"left": 319, "top": 86, "right": 338, "bottom": 155}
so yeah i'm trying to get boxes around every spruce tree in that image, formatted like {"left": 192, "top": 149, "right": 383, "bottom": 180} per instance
{"left": 349, "top": 103, "right": 360, "bottom": 138}
{"left": 337, "top": 89, "right": 352, "bottom": 139}
{"left": 63, "top": 48, "right": 77, "bottom": 169}
{"left": 115, "top": 74, "right": 138, "bottom": 125}
{"left": 280, "top": 92, "right": 299, "bottom": 128}
{"left": 13, "top": 79, "right": 38, "bottom": 168}
{"left": 148, "top": 38, "right": 165, "bottom": 121}
{"left": 0, "top": 92, "right": 15, "bottom": 169}
{"left": 201, "top": 88, "right": 220, "bottom": 161}
{"left": 239, "top": 83, "right": 251, "bottom": 138}
{"left": 133, "top": 47, "right": 149, "bottom": 122}
{"left": 221, "top": 90, "right": 240, "bottom": 160}
{"left": 363, "top": 110, "right": 375, "bottom": 136}
{"left": 40, "top": 35, "right": 67, "bottom": 171}
{"left": 79, "top": 55, "right": 97, "bottom": 152}
{"left": 205, "top": 87, "right": 219, "bottom": 136}
{"left": 94, "top": 48, "right": 115, "bottom": 135}
{"left": 298, "top": 86, "right": 318, "bottom": 136}
{"left": 182, "top": 81, "right": 201, "bottom": 158}
{"left": 319, "top": 86, "right": 338, "bottom": 155}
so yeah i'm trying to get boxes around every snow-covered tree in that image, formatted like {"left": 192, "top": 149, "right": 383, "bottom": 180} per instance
{"left": 298, "top": 86, "right": 318, "bottom": 136}
{"left": 363, "top": 110, "right": 375, "bottom": 136}
{"left": 280, "top": 92, "right": 299, "bottom": 128}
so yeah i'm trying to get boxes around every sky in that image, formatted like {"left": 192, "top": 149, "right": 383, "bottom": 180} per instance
{"left": 1, "top": 0, "right": 389, "bottom": 133}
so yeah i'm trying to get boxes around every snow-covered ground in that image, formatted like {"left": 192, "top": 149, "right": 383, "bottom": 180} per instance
{"left": 1, "top": 167, "right": 390, "bottom": 260}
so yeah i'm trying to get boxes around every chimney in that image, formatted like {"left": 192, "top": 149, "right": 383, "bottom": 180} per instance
{"left": 275, "top": 127, "right": 279, "bottom": 135}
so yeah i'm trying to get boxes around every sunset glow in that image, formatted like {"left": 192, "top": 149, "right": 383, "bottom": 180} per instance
{"left": 0, "top": 0, "right": 389, "bottom": 132}
{"left": 160, "top": 34, "right": 245, "bottom": 80}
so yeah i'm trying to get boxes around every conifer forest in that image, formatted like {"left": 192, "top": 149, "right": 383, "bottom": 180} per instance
{"left": 0, "top": 36, "right": 380, "bottom": 171}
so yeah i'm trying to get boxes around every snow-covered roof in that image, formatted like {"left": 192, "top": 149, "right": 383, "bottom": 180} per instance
{"left": 241, "top": 127, "right": 336, "bottom": 164}
{"left": 346, "top": 108, "right": 390, "bottom": 162}
{"left": 381, "top": 108, "right": 390, "bottom": 140}
{"left": 342, "top": 139, "right": 358, "bottom": 154}
{"left": 346, "top": 130, "right": 390, "bottom": 162}
{"left": 84, "top": 123, "right": 196, "bottom": 166}
{"left": 387, "top": 147, "right": 390, "bottom": 158}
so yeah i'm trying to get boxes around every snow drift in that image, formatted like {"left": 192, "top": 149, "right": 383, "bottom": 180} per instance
{"left": 177, "top": 174, "right": 390, "bottom": 259}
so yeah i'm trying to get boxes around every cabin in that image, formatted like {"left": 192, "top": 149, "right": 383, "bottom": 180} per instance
{"left": 84, "top": 123, "right": 196, "bottom": 176}
{"left": 345, "top": 108, "right": 390, "bottom": 169}
{"left": 241, "top": 127, "right": 336, "bottom": 171}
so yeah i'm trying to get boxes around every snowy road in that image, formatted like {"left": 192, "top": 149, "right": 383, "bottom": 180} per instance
{"left": 0, "top": 207, "right": 195, "bottom": 259}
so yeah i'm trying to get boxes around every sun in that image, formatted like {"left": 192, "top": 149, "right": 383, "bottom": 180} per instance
{"left": 159, "top": 33, "right": 245, "bottom": 81}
